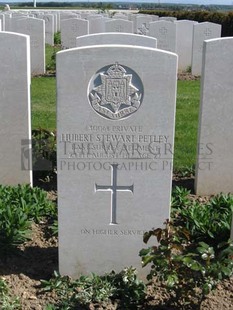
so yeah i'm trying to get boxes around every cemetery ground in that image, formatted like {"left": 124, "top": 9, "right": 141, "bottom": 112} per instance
{"left": 0, "top": 47, "right": 232, "bottom": 309}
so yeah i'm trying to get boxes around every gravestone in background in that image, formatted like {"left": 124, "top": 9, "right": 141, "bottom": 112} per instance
{"left": 149, "top": 20, "right": 176, "bottom": 53}
{"left": 61, "top": 18, "right": 88, "bottom": 48}
{"left": 105, "top": 19, "right": 133, "bottom": 33}
{"left": 134, "top": 15, "right": 153, "bottom": 35}
{"left": 88, "top": 17, "right": 105, "bottom": 34}
{"left": 195, "top": 37, "right": 233, "bottom": 195}
{"left": 76, "top": 33, "right": 157, "bottom": 48}
{"left": 191, "top": 22, "right": 221, "bottom": 75}
{"left": 10, "top": 17, "right": 45, "bottom": 75}
{"left": 0, "top": 32, "right": 32, "bottom": 185}
{"left": 160, "top": 16, "right": 177, "bottom": 22}
{"left": 175, "top": 20, "right": 197, "bottom": 71}
{"left": 41, "top": 14, "right": 55, "bottom": 46}
{"left": 113, "top": 13, "right": 128, "bottom": 20}
{"left": 57, "top": 44, "right": 177, "bottom": 278}
{"left": 0, "top": 14, "right": 5, "bottom": 30}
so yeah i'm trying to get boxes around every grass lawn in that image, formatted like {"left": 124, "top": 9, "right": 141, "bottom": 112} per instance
{"left": 31, "top": 46, "right": 201, "bottom": 170}
{"left": 174, "top": 79, "right": 201, "bottom": 170}
{"left": 31, "top": 76, "right": 56, "bottom": 131}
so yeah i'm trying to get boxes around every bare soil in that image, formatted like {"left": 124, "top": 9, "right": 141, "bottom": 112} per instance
{"left": 0, "top": 176, "right": 232, "bottom": 309}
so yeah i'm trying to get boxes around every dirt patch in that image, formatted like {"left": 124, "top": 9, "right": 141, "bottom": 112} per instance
{"left": 178, "top": 72, "right": 200, "bottom": 81}
{"left": 0, "top": 176, "right": 232, "bottom": 309}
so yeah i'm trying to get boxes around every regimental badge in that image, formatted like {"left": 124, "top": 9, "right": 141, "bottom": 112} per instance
{"left": 88, "top": 62, "right": 143, "bottom": 120}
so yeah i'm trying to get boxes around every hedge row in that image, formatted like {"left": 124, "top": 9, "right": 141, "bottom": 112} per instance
{"left": 139, "top": 10, "right": 233, "bottom": 37}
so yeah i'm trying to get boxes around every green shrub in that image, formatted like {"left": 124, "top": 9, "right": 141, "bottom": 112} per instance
{"left": 32, "top": 128, "right": 57, "bottom": 179}
{"left": 0, "top": 184, "right": 56, "bottom": 252}
{"left": 172, "top": 189, "right": 233, "bottom": 245}
{"left": 42, "top": 268, "right": 146, "bottom": 309}
{"left": 0, "top": 278, "right": 21, "bottom": 309}
{"left": 140, "top": 189, "right": 233, "bottom": 308}
{"left": 140, "top": 221, "right": 233, "bottom": 309}
{"left": 54, "top": 31, "right": 61, "bottom": 45}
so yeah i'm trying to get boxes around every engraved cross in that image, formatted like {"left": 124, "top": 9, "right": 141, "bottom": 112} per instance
{"left": 95, "top": 164, "right": 134, "bottom": 225}
{"left": 204, "top": 28, "right": 212, "bottom": 36}
{"left": 159, "top": 27, "right": 168, "bottom": 35}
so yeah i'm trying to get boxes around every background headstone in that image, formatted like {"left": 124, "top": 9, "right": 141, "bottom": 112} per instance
{"left": 88, "top": 17, "right": 104, "bottom": 34}
{"left": 41, "top": 14, "right": 55, "bottom": 46}
{"left": 61, "top": 18, "right": 88, "bottom": 48}
{"left": 0, "top": 14, "right": 5, "bottom": 31}
{"left": 149, "top": 20, "right": 176, "bottom": 53}
{"left": 10, "top": 17, "right": 45, "bottom": 75}
{"left": 191, "top": 22, "right": 221, "bottom": 75}
{"left": 195, "top": 37, "right": 233, "bottom": 195}
{"left": 57, "top": 44, "right": 177, "bottom": 278}
{"left": 134, "top": 15, "right": 153, "bottom": 35}
{"left": 105, "top": 19, "right": 133, "bottom": 33}
{"left": 76, "top": 33, "right": 157, "bottom": 48}
{"left": 0, "top": 32, "right": 32, "bottom": 185}
{"left": 175, "top": 20, "right": 197, "bottom": 71}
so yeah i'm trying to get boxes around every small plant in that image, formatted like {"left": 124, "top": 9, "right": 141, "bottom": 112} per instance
{"left": 0, "top": 184, "right": 56, "bottom": 253}
{"left": 186, "top": 65, "right": 192, "bottom": 73}
{"left": 42, "top": 267, "right": 146, "bottom": 309}
{"left": 32, "top": 128, "right": 57, "bottom": 175}
{"left": 171, "top": 186, "right": 192, "bottom": 209}
{"left": 45, "top": 43, "right": 61, "bottom": 72}
{"left": 140, "top": 189, "right": 233, "bottom": 308}
{"left": 174, "top": 165, "right": 195, "bottom": 178}
{"left": 54, "top": 32, "right": 61, "bottom": 45}
{"left": 0, "top": 277, "right": 21, "bottom": 309}
{"left": 49, "top": 219, "right": 58, "bottom": 237}
{"left": 140, "top": 220, "right": 233, "bottom": 308}
{"left": 172, "top": 191, "right": 233, "bottom": 245}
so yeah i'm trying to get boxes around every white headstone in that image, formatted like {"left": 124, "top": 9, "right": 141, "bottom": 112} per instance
{"left": 76, "top": 33, "right": 157, "bottom": 48}
{"left": 89, "top": 17, "right": 104, "bottom": 34}
{"left": 61, "top": 18, "right": 89, "bottom": 48}
{"left": 86, "top": 14, "right": 102, "bottom": 21}
{"left": 0, "top": 14, "right": 5, "bottom": 31}
{"left": 135, "top": 15, "right": 153, "bottom": 35}
{"left": 191, "top": 22, "right": 221, "bottom": 76}
{"left": 160, "top": 16, "right": 177, "bottom": 22}
{"left": 57, "top": 44, "right": 177, "bottom": 278}
{"left": 175, "top": 20, "right": 197, "bottom": 71}
{"left": 113, "top": 14, "right": 128, "bottom": 20}
{"left": 195, "top": 37, "right": 233, "bottom": 195}
{"left": 4, "top": 14, "right": 11, "bottom": 31}
{"left": 60, "top": 13, "right": 79, "bottom": 20}
{"left": 149, "top": 20, "right": 176, "bottom": 53}
{"left": 105, "top": 19, "right": 133, "bottom": 33}
{"left": 10, "top": 17, "right": 45, "bottom": 75}
{"left": 0, "top": 32, "right": 32, "bottom": 185}
{"left": 152, "top": 15, "right": 159, "bottom": 21}
{"left": 41, "top": 14, "right": 55, "bottom": 45}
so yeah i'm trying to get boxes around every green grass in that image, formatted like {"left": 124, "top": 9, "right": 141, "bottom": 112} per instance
{"left": 31, "top": 46, "right": 201, "bottom": 169}
{"left": 31, "top": 76, "right": 56, "bottom": 130}
{"left": 174, "top": 79, "right": 201, "bottom": 170}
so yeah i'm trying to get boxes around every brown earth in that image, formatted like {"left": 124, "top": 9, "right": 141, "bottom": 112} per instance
{"left": 0, "top": 175, "right": 232, "bottom": 309}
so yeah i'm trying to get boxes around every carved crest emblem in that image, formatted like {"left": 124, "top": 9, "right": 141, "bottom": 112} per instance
{"left": 88, "top": 63, "right": 143, "bottom": 120}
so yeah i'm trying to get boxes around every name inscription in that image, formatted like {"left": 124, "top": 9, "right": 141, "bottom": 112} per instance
{"left": 60, "top": 132, "right": 172, "bottom": 160}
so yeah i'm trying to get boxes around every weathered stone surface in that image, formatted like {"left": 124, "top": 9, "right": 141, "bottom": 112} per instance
{"left": 57, "top": 44, "right": 177, "bottom": 278}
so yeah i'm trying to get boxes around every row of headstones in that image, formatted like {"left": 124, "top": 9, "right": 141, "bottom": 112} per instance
{"left": 1, "top": 30, "right": 232, "bottom": 277}
{"left": 0, "top": 10, "right": 222, "bottom": 74}
{"left": 58, "top": 15, "right": 222, "bottom": 74}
